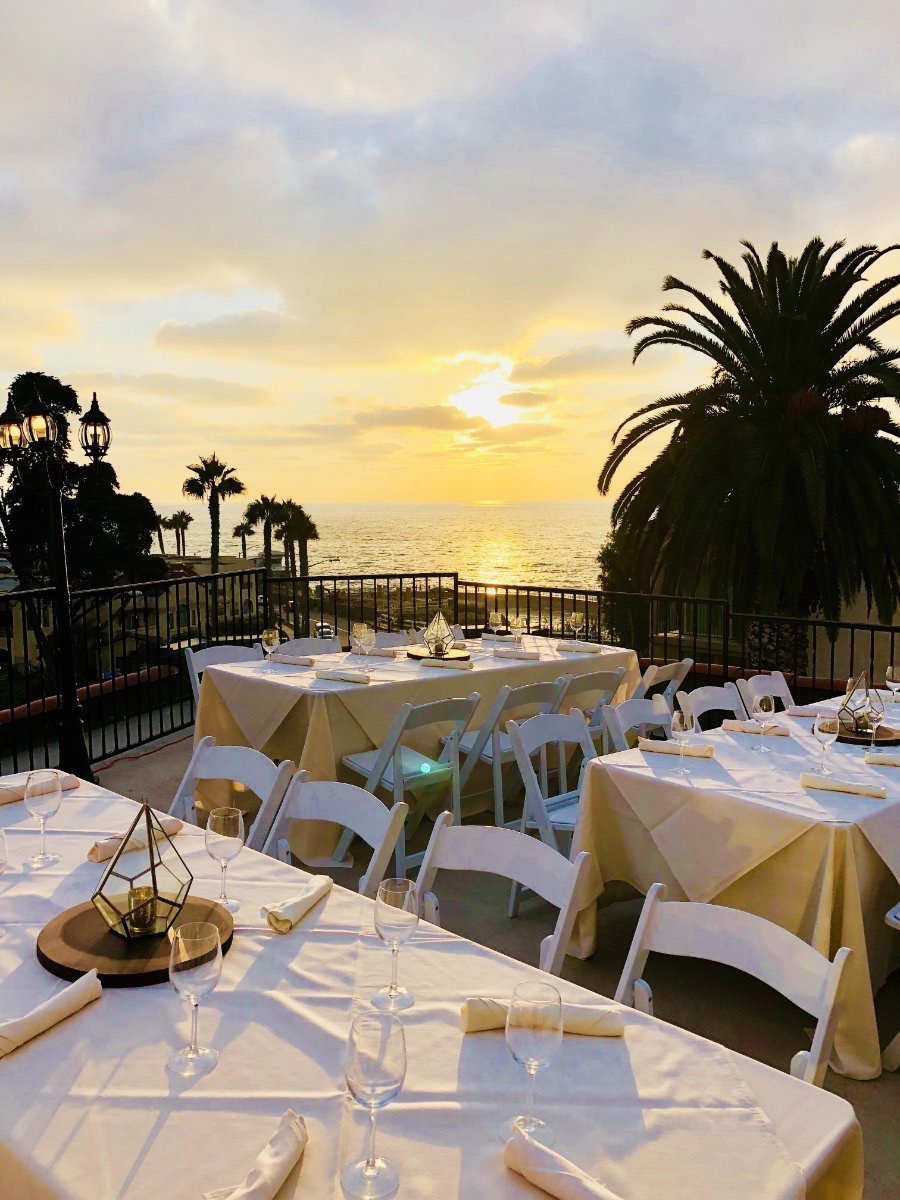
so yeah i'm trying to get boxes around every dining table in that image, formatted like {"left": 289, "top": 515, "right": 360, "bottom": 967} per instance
{"left": 0, "top": 775, "right": 863, "bottom": 1199}
{"left": 570, "top": 695, "right": 900, "bottom": 1080}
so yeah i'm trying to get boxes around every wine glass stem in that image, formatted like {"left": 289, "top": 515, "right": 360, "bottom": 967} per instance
{"left": 39, "top": 817, "right": 46, "bottom": 859}
{"left": 364, "top": 1106, "right": 379, "bottom": 1174}
{"left": 679, "top": 740, "right": 685, "bottom": 770}
{"left": 526, "top": 1065, "right": 537, "bottom": 1123}
{"left": 189, "top": 999, "right": 199, "bottom": 1055}
{"left": 822, "top": 744, "right": 827, "bottom": 773}
{"left": 219, "top": 862, "right": 228, "bottom": 904}
{"left": 389, "top": 944, "right": 399, "bottom": 996}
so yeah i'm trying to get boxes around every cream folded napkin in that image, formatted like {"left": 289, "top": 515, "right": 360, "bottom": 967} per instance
{"left": 480, "top": 633, "right": 509, "bottom": 643}
{"left": 636, "top": 738, "right": 714, "bottom": 759}
{"left": 721, "top": 718, "right": 790, "bottom": 737}
{"left": 504, "top": 1129, "right": 620, "bottom": 1200}
{"left": 0, "top": 970, "right": 102, "bottom": 1057}
{"left": 865, "top": 751, "right": 900, "bottom": 767}
{"left": 269, "top": 652, "right": 316, "bottom": 667}
{"left": 260, "top": 877, "right": 333, "bottom": 933}
{"left": 358, "top": 646, "right": 404, "bottom": 658}
{"left": 461, "top": 998, "right": 624, "bottom": 1037}
{"left": 556, "top": 640, "right": 604, "bottom": 654}
{"left": 453, "top": 639, "right": 468, "bottom": 650}
{"left": 419, "top": 658, "right": 474, "bottom": 671}
{"left": 494, "top": 647, "right": 541, "bottom": 661}
{"left": 204, "top": 1110, "right": 309, "bottom": 1200}
{"left": 315, "top": 668, "right": 370, "bottom": 684}
{"left": 786, "top": 706, "right": 820, "bottom": 717}
{"left": 0, "top": 771, "right": 79, "bottom": 806}
{"left": 800, "top": 772, "right": 887, "bottom": 799}
{"left": 87, "top": 814, "right": 183, "bottom": 862}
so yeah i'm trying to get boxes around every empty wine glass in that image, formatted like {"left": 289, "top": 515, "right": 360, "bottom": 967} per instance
{"left": 509, "top": 612, "right": 526, "bottom": 643}
{"left": 670, "top": 709, "right": 693, "bottom": 776}
{"left": 205, "top": 807, "right": 244, "bottom": 913}
{"left": 751, "top": 695, "right": 778, "bottom": 752}
{"left": 567, "top": 611, "right": 585, "bottom": 642}
{"left": 0, "top": 829, "right": 7, "bottom": 941}
{"left": 372, "top": 878, "right": 418, "bottom": 1012}
{"left": 261, "top": 628, "right": 280, "bottom": 660}
{"left": 868, "top": 701, "right": 886, "bottom": 754}
{"left": 886, "top": 665, "right": 900, "bottom": 703}
{"left": 502, "top": 981, "right": 563, "bottom": 1147}
{"left": 342, "top": 1013, "right": 406, "bottom": 1199}
{"left": 24, "top": 769, "right": 62, "bottom": 869}
{"left": 813, "top": 713, "right": 838, "bottom": 775}
{"left": 353, "top": 623, "right": 377, "bottom": 673}
{"left": 167, "top": 921, "right": 222, "bottom": 1077}
{"left": 488, "top": 610, "right": 504, "bottom": 638}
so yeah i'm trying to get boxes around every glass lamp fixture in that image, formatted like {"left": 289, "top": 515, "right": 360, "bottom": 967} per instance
{"left": 92, "top": 804, "right": 193, "bottom": 940}
{"left": 423, "top": 611, "right": 455, "bottom": 658}
{"left": 21, "top": 393, "right": 57, "bottom": 446}
{"left": 0, "top": 393, "right": 25, "bottom": 454}
{"left": 79, "top": 392, "right": 112, "bottom": 463}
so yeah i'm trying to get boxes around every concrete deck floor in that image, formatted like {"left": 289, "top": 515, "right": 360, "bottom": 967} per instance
{"left": 97, "top": 732, "right": 900, "bottom": 1199}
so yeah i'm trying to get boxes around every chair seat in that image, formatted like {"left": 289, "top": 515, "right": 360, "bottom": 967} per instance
{"left": 455, "top": 727, "right": 513, "bottom": 762}
{"left": 343, "top": 747, "right": 450, "bottom": 788}
{"left": 527, "top": 798, "right": 580, "bottom": 830}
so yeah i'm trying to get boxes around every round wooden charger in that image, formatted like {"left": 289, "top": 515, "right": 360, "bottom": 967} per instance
{"left": 36, "top": 896, "right": 234, "bottom": 988}
{"left": 406, "top": 645, "right": 471, "bottom": 662}
{"left": 836, "top": 724, "right": 900, "bottom": 747}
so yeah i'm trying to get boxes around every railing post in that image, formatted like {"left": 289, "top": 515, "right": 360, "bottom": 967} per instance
{"left": 452, "top": 573, "right": 459, "bottom": 626}
{"left": 721, "top": 599, "right": 730, "bottom": 681}
{"left": 260, "top": 568, "right": 270, "bottom": 631}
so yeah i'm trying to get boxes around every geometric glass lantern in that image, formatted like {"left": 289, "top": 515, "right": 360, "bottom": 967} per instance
{"left": 838, "top": 671, "right": 884, "bottom": 735}
{"left": 423, "top": 610, "right": 455, "bottom": 658}
{"left": 91, "top": 803, "right": 192, "bottom": 940}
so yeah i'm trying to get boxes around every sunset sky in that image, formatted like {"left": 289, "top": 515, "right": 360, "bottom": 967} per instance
{"left": 4, "top": 1, "right": 900, "bottom": 505}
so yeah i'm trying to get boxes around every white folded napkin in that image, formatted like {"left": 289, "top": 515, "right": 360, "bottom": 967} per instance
{"left": 865, "top": 751, "right": 900, "bottom": 767}
{"left": 204, "top": 1110, "right": 309, "bottom": 1200}
{"left": 636, "top": 738, "right": 714, "bottom": 759}
{"left": 721, "top": 719, "right": 790, "bottom": 737}
{"left": 356, "top": 646, "right": 404, "bottom": 658}
{"left": 0, "top": 970, "right": 102, "bottom": 1057}
{"left": 315, "top": 668, "right": 370, "bottom": 684}
{"left": 260, "top": 877, "right": 333, "bottom": 933}
{"left": 87, "top": 814, "right": 183, "bottom": 862}
{"left": 269, "top": 652, "right": 316, "bottom": 667}
{"left": 504, "top": 1129, "right": 620, "bottom": 1199}
{"left": 453, "top": 639, "right": 468, "bottom": 650}
{"left": 0, "top": 771, "right": 79, "bottom": 807}
{"left": 480, "top": 633, "right": 509, "bottom": 643}
{"left": 556, "top": 640, "right": 604, "bottom": 655}
{"left": 461, "top": 998, "right": 624, "bottom": 1037}
{"left": 800, "top": 772, "right": 886, "bottom": 799}
{"left": 494, "top": 647, "right": 541, "bottom": 661}
{"left": 418, "top": 658, "right": 474, "bottom": 671}
{"left": 786, "top": 706, "right": 820, "bottom": 717}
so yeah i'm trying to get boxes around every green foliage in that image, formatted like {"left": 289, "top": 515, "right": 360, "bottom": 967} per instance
{"left": 599, "top": 238, "right": 900, "bottom": 620}
{"left": 182, "top": 453, "right": 245, "bottom": 573}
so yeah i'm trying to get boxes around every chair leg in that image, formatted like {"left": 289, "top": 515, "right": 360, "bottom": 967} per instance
{"left": 493, "top": 755, "right": 504, "bottom": 827}
{"left": 451, "top": 755, "right": 461, "bottom": 826}
{"left": 394, "top": 776, "right": 408, "bottom": 877}
{"left": 508, "top": 878, "right": 521, "bottom": 919}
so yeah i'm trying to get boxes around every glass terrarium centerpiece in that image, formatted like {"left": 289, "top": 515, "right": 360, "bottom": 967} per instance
{"left": 423, "top": 611, "right": 455, "bottom": 658}
{"left": 92, "top": 803, "right": 193, "bottom": 939}
{"left": 839, "top": 672, "right": 884, "bottom": 734}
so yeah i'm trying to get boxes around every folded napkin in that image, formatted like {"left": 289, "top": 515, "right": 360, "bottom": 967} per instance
{"left": 87, "top": 814, "right": 183, "bottom": 862}
{"left": 419, "top": 658, "right": 474, "bottom": 671}
{"left": 0, "top": 970, "right": 102, "bottom": 1057}
{"left": 453, "top": 639, "right": 468, "bottom": 650}
{"left": 504, "top": 1129, "right": 620, "bottom": 1200}
{"left": 800, "top": 772, "right": 887, "bottom": 799}
{"left": 865, "top": 751, "right": 900, "bottom": 767}
{"left": 357, "top": 646, "right": 404, "bottom": 658}
{"left": 260, "top": 877, "right": 333, "bottom": 933}
{"left": 481, "top": 633, "right": 509, "bottom": 643}
{"left": 636, "top": 738, "right": 714, "bottom": 759}
{"left": 494, "top": 647, "right": 541, "bottom": 661}
{"left": 269, "top": 652, "right": 316, "bottom": 667}
{"left": 461, "top": 998, "right": 624, "bottom": 1037}
{"left": 204, "top": 1110, "right": 309, "bottom": 1200}
{"left": 721, "top": 718, "right": 790, "bottom": 737}
{"left": 315, "top": 668, "right": 370, "bottom": 684}
{"left": 556, "top": 640, "right": 604, "bottom": 654}
{"left": 786, "top": 706, "right": 820, "bottom": 717}
{"left": 0, "top": 771, "right": 79, "bottom": 807}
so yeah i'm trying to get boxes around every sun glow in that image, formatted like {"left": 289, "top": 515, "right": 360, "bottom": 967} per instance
{"left": 450, "top": 365, "right": 530, "bottom": 428}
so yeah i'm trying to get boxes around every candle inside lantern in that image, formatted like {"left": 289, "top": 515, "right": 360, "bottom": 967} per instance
{"left": 127, "top": 886, "right": 157, "bottom": 933}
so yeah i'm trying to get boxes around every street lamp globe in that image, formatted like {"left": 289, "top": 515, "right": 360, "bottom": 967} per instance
{"left": 0, "top": 393, "right": 25, "bottom": 455}
{"left": 21, "top": 392, "right": 58, "bottom": 446}
{"left": 79, "top": 392, "right": 112, "bottom": 463}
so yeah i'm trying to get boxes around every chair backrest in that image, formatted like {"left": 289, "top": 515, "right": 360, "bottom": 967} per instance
{"left": 459, "top": 678, "right": 570, "bottom": 789}
{"left": 168, "top": 735, "right": 294, "bottom": 849}
{"left": 559, "top": 668, "right": 626, "bottom": 728}
{"left": 184, "top": 643, "right": 263, "bottom": 703}
{"left": 736, "top": 671, "right": 795, "bottom": 713}
{"left": 416, "top": 811, "right": 593, "bottom": 975}
{"left": 373, "top": 631, "right": 411, "bottom": 648}
{"left": 615, "top": 883, "right": 851, "bottom": 1087}
{"left": 506, "top": 711, "right": 597, "bottom": 850}
{"left": 361, "top": 693, "right": 481, "bottom": 792}
{"left": 676, "top": 681, "right": 745, "bottom": 730}
{"left": 261, "top": 775, "right": 409, "bottom": 898}
{"left": 602, "top": 695, "right": 671, "bottom": 752}
{"left": 633, "top": 659, "right": 694, "bottom": 711}
{"left": 279, "top": 636, "right": 342, "bottom": 656}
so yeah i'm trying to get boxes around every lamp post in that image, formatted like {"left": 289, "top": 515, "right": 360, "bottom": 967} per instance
{"left": 0, "top": 390, "right": 111, "bottom": 782}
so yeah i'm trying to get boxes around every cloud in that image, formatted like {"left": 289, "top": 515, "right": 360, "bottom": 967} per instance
{"left": 155, "top": 311, "right": 306, "bottom": 359}
{"left": 467, "top": 422, "right": 563, "bottom": 446}
{"left": 69, "top": 370, "right": 269, "bottom": 407}
{"left": 356, "top": 404, "right": 478, "bottom": 431}
{"left": 511, "top": 345, "right": 629, "bottom": 382}
{"left": 498, "top": 389, "right": 554, "bottom": 409}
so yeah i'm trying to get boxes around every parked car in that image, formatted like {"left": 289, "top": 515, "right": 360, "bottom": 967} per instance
{"left": 315, "top": 622, "right": 335, "bottom": 639}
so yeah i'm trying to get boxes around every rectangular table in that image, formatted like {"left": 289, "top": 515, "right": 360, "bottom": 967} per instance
{"left": 0, "top": 781, "right": 862, "bottom": 1198}
{"left": 571, "top": 698, "right": 900, "bottom": 1080}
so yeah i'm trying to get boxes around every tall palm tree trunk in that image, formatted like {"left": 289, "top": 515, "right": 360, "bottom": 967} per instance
{"left": 299, "top": 539, "right": 309, "bottom": 577}
{"left": 263, "top": 522, "right": 272, "bottom": 576}
{"left": 210, "top": 494, "right": 220, "bottom": 574}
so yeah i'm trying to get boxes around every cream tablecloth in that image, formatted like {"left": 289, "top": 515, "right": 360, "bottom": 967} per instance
{"left": 0, "top": 780, "right": 862, "bottom": 1198}
{"left": 571, "top": 698, "right": 900, "bottom": 1080}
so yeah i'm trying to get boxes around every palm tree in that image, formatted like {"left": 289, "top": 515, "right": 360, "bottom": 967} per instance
{"left": 243, "top": 495, "right": 281, "bottom": 576}
{"left": 599, "top": 238, "right": 900, "bottom": 621}
{"left": 156, "top": 514, "right": 176, "bottom": 556}
{"left": 182, "top": 454, "right": 245, "bottom": 573}
{"left": 232, "top": 520, "right": 254, "bottom": 559}
{"left": 170, "top": 510, "right": 194, "bottom": 556}
{"left": 294, "top": 508, "right": 319, "bottom": 577}
{"left": 274, "top": 501, "right": 298, "bottom": 577}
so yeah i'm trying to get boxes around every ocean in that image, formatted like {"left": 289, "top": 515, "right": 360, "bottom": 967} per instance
{"left": 154, "top": 499, "right": 613, "bottom": 588}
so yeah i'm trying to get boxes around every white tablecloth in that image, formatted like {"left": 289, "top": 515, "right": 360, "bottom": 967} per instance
{"left": 572, "top": 698, "right": 900, "bottom": 1079}
{"left": 0, "top": 781, "right": 862, "bottom": 1198}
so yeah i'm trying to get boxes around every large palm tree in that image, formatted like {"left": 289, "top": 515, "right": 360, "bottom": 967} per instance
{"left": 232, "top": 520, "right": 254, "bottom": 559}
{"left": 243, "top": 495, "right": 281, "bottom": 575}
{"left": 182, "top": 454, "right": 245, "bottom": 573}
{"left": 599, "top": 238, "right": 900, "bottom": 621}
{"left": 274, "top": 500, "right": 299, "bottom": 576}
{"left": 294, "top": 508, "right": 319, "bottom": 577}
{"left": 170, "top": 509, "right": 194, "bottom": 556}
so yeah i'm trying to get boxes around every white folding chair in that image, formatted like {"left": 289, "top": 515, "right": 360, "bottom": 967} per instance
{"left": 416, "top": 810, "right": 593, "bottom": 975}
{"left": 184, "top": 643, "right": 263, "bottom": 704}
{"left": 737, "top": 671, "right": 796, "bottom": 714}
{"left": 279, "top": 636, "right": 342, "bottom": 656}
{"left": 168, "top": 735, "right": 294, "bottom": 850}
{"left": 602, "top": 695, "right": 672, "bottom": 752}
{"left": 676, "top": 682, "right": 746, "bottom": 729}
{"left": 342, "top": 693, "right": 481, "bottom": 875}
{"left": 261, "top": 771, "right": 409, "bottom": 899}
{"left": 883, "top": 903, "right": 900, "bottom": 1070}
{"left": 615, "top": 883, "right": 851, "bottom": 1087}
{"left": 455, "top": 677, "right": 571, "bottom": 827}
{"left": 632, "top": 658, "right": 694, "bottom": 712}
{"left": 373, "top": 631, "right": 411, "bottom": 648}
{"left": 558, "top": 667, "right": 627, "bottom": 751}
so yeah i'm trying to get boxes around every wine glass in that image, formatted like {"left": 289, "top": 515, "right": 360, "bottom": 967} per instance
{"left": 167, "top": 921, "right": 222, "bottom": 1077}
{"left": 867, "top": 702, "right": 886, "bottom": 754}
{"left": 205, "top": 807, "right": 244, "bottom": 913}
{"left": 509, "top": 613, "right": 526, "bottom": 643}
{"left": 355, "top": 623, "right": 377, "bottom": 673}
{"left": 0, "top": 829, "right": 7, "bottom": 941}
{"left": 342, "top": 1013, "right": 406, "bottom": 1199}
{"left": 488, "top": 610, "right": 504, "bottom": 638}
{"left": 261, "top": 628, "right": 280, "bottom": 660}
{"left": 886, "top": 665, "right": 900, "bottom": 703}
{"left": 669, "top": 709, "right": 693, "bottom": 776}
{"left": 813, "top": 713, "right": 838, "bottom": 775}
{"left": 751, "top": 695, "right": 778, "bottom": 752}
{"left": 24, "top": 769, "right": 62, "bottom": 869}
{"left": 371, "top": 878, "right": 418, "bottom": 1011}
{"left": 567, "top": 611, "right": 585, "bottom": 642}
{"left": 502, "top": 981, "right": 563, "bottom": 1147}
